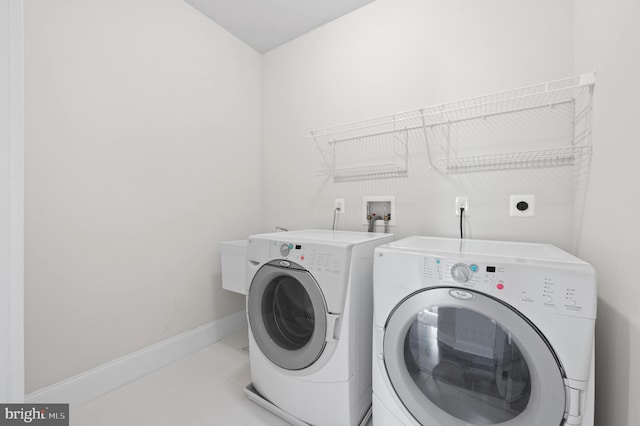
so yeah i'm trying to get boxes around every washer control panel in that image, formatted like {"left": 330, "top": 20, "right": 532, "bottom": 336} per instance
{"left": 279, "top": 243, "right": 291, "bottom": 257}
{"left": 422, "top": 255, "right": 596, "bottom": 318}
{"left": 268, "top": 240, "right": 347, "bottom": 276}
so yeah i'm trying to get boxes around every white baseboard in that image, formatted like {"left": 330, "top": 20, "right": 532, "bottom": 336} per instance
{"left": 25, "top": 310, "right": 247, "bottom": 407}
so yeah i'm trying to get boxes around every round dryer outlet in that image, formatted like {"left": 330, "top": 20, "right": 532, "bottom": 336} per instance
{"left": 510, "top": 195, "right": 535, "bottom": 217}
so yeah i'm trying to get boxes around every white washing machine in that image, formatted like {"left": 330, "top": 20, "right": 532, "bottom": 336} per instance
{"left": 372, "top": 236, "right": 596, "bottom": 426}
{"left": 245, "top": 229, "right": 394, "bottom": 425}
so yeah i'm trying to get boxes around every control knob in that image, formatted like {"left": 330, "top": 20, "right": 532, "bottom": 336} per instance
{"left": 280, "top": 243, "right": 290, "bottom": 257}
{"left": 451, "top": 263, "right": 472, "bottom": 283}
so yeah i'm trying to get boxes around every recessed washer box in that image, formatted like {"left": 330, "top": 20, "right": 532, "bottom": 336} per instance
{"left": 363, "top": 195, "right": 396, "bottom": 226}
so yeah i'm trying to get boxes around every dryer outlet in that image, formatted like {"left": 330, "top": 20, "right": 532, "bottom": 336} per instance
{"left": 510, "top": 194, "right": 535, "bottom": 217}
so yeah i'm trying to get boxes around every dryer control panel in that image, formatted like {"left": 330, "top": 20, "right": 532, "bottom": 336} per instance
{"left": 421, "top": 256, "right": 596, "bottom": 319}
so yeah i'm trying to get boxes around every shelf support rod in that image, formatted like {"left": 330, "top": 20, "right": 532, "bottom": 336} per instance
{"left": 421, "top": 111, "right": 435, "bottom": 170}
{"left": 312, "top": 136, "right": 335, "bottom": 177}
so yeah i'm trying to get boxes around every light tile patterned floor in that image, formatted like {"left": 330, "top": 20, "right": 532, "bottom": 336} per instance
{"left": 69, "top": 329, "right": 290, "bottom": 426}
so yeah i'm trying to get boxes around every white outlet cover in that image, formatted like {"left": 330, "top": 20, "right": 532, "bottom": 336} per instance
{"left": 455, "top": 196, "right": 469, "bottom": 216}
{"left": 335, "top": 198, "right": 345, "bottom": 214}
{"left": 510, "top": 194, "right": 535, "bottom": 217}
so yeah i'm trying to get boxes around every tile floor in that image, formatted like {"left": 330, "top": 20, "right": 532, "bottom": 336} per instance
{"left": 69, "top": 329, "right": 290, "bottom": 426}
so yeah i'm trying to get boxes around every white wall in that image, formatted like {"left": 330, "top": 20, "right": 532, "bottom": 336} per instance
{"left": 0, "top": 0, "right": 25, "bottom": 403}
{"left": 24, "top": 0, "right": 262, "bottom": 392}
{"left": 262, "top": 0, "right": 577, "bottom": 249}
{"left": 574, "top": 0, "right": 640, "bottom": 424}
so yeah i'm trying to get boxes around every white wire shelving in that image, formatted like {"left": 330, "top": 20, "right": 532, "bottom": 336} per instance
{"left": 439, "top": 146, "right": 593, "bottom": 173}
{"left": 331, "top": 164, "right": 408, "bottom": 182}
{"left": 308, "top": 72, "right": 595, "bottom": 179}
{"left": 309, "top": 123, "right": 411, "bottom": 181}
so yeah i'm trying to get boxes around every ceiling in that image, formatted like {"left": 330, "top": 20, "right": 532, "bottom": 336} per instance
{"left": 184, "top": 0, "right": 376, "bottom": 53}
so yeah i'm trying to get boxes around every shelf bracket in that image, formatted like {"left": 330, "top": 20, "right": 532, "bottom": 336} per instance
{"left": 421, "top": 111, "right": 436, "bottom": 171}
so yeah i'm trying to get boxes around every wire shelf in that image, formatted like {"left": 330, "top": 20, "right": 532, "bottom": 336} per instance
{"left": 309, "top": 73, "right": 594, "bottom": 143}
{"left": 308, "top": 72, "right": 595, "bottom": 177}
{"left": 439, "top": 147, "right": 593, "bottom": 173}
{"left": 332, "top": 164, "right": 409, "bottom": 182}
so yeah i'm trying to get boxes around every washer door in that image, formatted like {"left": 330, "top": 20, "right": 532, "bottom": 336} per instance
{"left": 248, "top": 260, "right": 328, "bottom": 370}
{"left": 384, "top": 287, "right": 567, "bottom": 425}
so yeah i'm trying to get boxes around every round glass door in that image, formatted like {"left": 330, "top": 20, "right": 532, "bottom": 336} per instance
{"left": 384, "top": 288, "right": 567, "bottom": 426}
{"left": 261, "top": 274, "right": 315, "bottom": 350}
{"left": 248, "top": 261, "right": 328, "bottom": 370}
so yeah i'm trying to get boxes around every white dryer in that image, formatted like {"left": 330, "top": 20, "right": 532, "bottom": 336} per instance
{"left": 372, "top": 236, "right": 596, "bottom": 426}
{"left": 245, "top": 229, "right": 394, "bottom": 425}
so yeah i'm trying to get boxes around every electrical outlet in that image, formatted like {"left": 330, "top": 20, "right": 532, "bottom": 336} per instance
{"left": 510, "top": 194, "right": 535, "bottom": 217}
{"left": 335, "top": 198, "right": 345, "bottom": 214}
{"left": 455, "top": 196, "right": 469, "bottom": 216}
